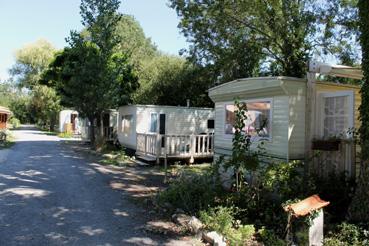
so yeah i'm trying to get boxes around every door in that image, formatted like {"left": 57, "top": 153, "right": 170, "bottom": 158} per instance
{"left": 316, "top": 91, "right": 355, "bottom": 175}
{"left": 71, "top": 114, "right": 78, "bottom": 131}
{"left": 160, "top": 114, "right": 166, "bottom": 147}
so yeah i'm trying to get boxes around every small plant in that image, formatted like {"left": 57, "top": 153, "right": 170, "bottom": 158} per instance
{"left": 200, "top": 206, "right": 256, "bottom": 245}
{"left": 258, "top": 227, "right": 285, "bottom": 246}
{"left": 58, "top": 132, "right": 73, "bottom": 138}
{"left": 323, "top": 222, "right": 369, "bottom": 246}
{"left": 224, "top": 99, "right": 260, "bottom": 192}
{"left": 9, "top": 117, "right": 20, "bottom": 129}
{"left": 200, "top": 206, "right": 236, "bottom": 235}
{"left": 157, "top": 172, "right": 224, "bottom": 214}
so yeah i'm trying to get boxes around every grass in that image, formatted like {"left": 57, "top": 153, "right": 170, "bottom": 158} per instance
{"left": 57, "top": 132, "right": 74, "bottom": 138}
{"left": 159, "top": 163, "right": 212, "bottom": 176}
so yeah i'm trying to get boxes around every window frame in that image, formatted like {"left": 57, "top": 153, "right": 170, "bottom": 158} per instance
{"left": 121, "top": 115, "right": 133, "bottom": 135}
{"left": 317, "top": 90, "right": 354, "bottom": 139}
{"left": 149, "top": 112, "right": 158, "bottom": 133}
{"left": 223, "top": 98, "right": 273, "bottom": 142}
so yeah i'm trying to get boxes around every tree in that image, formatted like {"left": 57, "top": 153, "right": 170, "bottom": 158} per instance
{"left": 169, "top": 0, "right": 360, "bottom": 80}
{"left": 115, "top": 15, "right": 158, "bottom": 68}
{"left": 30, "top": 85, "right": 61, "bottom": 131}
{"left": 42, "top": 0, "right": 138, "bottom": 145}
{"left": 9, "top": 39, "right": 57, "bottom": 89}
{"left": 133, "top": 55, "right": 213, "bottom": 107}
{"left": 348, "top": 0, "right": 369, "bottom": 223}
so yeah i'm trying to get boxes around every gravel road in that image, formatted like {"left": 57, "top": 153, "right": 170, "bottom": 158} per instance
{"left": 0, "top": 126, "right": 192, "bottom": 246}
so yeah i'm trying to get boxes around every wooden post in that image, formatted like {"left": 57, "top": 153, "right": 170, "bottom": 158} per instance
{"left": 190, "top": 134, "right": 195, "bottom": 164}
{"left": 164, "top": 145, "right": 168, "bottom": 183}
{"left": 156, "top": 133, "right": 161, "bottom": 164}
{"left": 144, "top": 134, "right": 147, "bottom": 156}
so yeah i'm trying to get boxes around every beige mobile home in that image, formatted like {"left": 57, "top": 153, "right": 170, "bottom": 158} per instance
{"left": 117, "top": 105, "right": 215, "bottom": 162}
{"left": 209, "top": 62, "right": 362, "bottom": 177}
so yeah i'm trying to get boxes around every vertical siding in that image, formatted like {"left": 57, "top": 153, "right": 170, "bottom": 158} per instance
{"left": 288, "top": 85, "right": 306, "bottom": 159}
{"left": 136, "top": 106, "right": 214, "bottom": 135}
{"left": 117, "top": 106, "right": 137, "bottom": 149}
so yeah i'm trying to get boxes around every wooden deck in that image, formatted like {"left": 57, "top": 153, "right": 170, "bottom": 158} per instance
{"left": 136, "top": 133, "right": 214, "bottom": 163}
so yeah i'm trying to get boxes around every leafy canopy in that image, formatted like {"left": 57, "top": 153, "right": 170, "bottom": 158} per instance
{"left": 169, "top": 0, "right": 360, "bottom": 79}
{"left": 41, "top": 0, "right": 138, "bottom": 132}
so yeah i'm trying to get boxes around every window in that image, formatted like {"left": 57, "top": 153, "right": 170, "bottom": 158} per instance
{"left": 207, "top": 119, "right": 215, "bottom": 129}
{"left": 320, "top": 92, "right": 354, "bottom": 138}
{"left": 149, "top": 113, "right": 158, "bottom": 133}
{"left": 225, "top": 100, "right": 272, "bottom": 140}
{"left": 121, "top": 115, "right": 132, "bottom": 134}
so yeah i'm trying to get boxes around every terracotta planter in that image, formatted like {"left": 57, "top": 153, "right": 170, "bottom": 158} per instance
{"left": 312, "top": 139, "right": 341, "bottom": 151}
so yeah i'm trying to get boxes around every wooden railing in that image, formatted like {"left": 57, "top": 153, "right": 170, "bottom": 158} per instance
{"left": 136, "top": 133, "right": 214, "bottom": 161}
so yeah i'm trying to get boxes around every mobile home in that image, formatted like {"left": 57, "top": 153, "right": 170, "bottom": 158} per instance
{"left": 117, "top": 105, "right": 215, "bottom": 162}
{"left": 208, "top": 62, "right": 362, "bottom": 177}
{"left": 0, "top": 106, "right": 12, "bottom": 130}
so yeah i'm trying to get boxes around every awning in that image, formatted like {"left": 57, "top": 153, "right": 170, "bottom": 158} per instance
{"left": 309, "top": 61, "right": 363, "bottom": 80}
{"left": 0, "top": 106, "right": 12, "bottom": 115}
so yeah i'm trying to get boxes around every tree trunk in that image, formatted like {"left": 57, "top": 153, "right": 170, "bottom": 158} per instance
{"left": 88, "top": 116, "right": 96, "bottom": 147}
{"left": 348, "top": 0, "right": 369, "bottom": 222}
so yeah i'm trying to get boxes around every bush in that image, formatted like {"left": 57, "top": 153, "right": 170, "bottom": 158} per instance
{"left": 324, "top": 223, "right": 369, "bottom": 246}
{"left": 200, "top": 206, "right": 256, "bottom": 245}
{"left": 309, "top": 171, "right": 356, "bottom": 223}
{"left": 258, "top": 227, "right": 285, "bottom": 246}
{"left": 157, "top": 172, "right": 224, "bottom": 214}
{"left": 57, "top": 132, "right": 73, "bottom": 138}
{"left": 200, "top": 206, "right": 235, "bottom": 235}
{"left": 9, "top": 117, "right": 20, "bottom": 129}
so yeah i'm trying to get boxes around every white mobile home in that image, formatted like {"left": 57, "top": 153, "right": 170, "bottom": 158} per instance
{"left": 117, "top": 105, "right": 215, "bottom": 162}
{"left": 59, "top": 110, "right": 81, "bottom": 134}
{"left": 208, "top": 62, "right": 362, "bottom": 177}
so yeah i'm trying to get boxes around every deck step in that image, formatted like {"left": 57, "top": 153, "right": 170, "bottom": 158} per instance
{"left": 136, "top": 154, "right": 157, "bottom": 162}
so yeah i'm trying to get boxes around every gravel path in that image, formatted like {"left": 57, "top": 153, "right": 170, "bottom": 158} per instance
{"left": 0, "top": 126, "right": 195, "bottom": 246}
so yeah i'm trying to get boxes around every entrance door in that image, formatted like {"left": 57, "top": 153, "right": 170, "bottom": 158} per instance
{"left": 316, "top": 91, "right": 355, "bottom": 175}
{"left": 71, "top": 114, "right": 78, "bottom": 131}
{"left": 160, "top": 114, "right": 166, "bottom": 147}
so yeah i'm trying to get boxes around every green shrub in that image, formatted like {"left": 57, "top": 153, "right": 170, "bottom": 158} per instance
{"left": 157, "top": 172, "right": 223, "bottom": 214}
{"left": 9, "top": 117, "right": 20, "bottom": 129}
{"left": 200, "top": 206, "right": 256, "bottom": 245}
{"left": 324, "top": 223, "right": 369, "bottom": 246}
{"left": 258, "top": 227, "right": 285, "bottom": 246}
{"left": 228, "top": 224, "right": 256, "bottom": 245}
{"left": 200, "top": 206, "right": 235, "bottom": 235}
{"left": 57, "top": 132, "right": 73, "bottom": 138}
{"left": 309, "top": 171, "right": 356, "bottom": 223}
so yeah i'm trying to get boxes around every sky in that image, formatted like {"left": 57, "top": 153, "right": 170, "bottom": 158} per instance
{"left": 0, "top": 0, "right": 188, "bottom": 80}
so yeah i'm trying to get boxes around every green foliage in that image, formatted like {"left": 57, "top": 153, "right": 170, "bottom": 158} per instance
{"left": 31, "top": 85, "right": 61, "bottom": 131}
{"left": 57, "top": 132, "right": 73, "bottom": 138}
{"left": 224, "top": 99, "right": 260, "bottom": 191}
{"left": 157, "top": 172, "right": 224, "bottom": 215}
{"left": 350, "top": 0, "right": 369, "bottom": 223}
{"left": 324, "top": 223, "right": 369, "bottom": 246}
{"left": 133, "top": 55, "right": 213, "bottom": 107}
{"left": 309, "top": 171, "right": 356, "bottom": 223}
{"left": 9, "top": 39, "right": 56, "bottom": 89}
{"left": 200, "top": 206, "right": 256, "bottom": 245}
{"left": 41, "top": 0, "right": 138, "bottom": 145}
{"left": 200, "top": 206, "right": 235, "bottom": 236}
{"left": 115, "top": 15, "right": 158, "bottom": 67}
{"left": 9, "top": 117, "right": 20, "bottom": 129}
{"left": 258, "top": 227, "right": 285, "bottom": 246}
{"left": 169, "top": 0, "right": 360, "bottom": 79}
{"left": 9, "top": 95, "right": 34, "bottom": 124}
